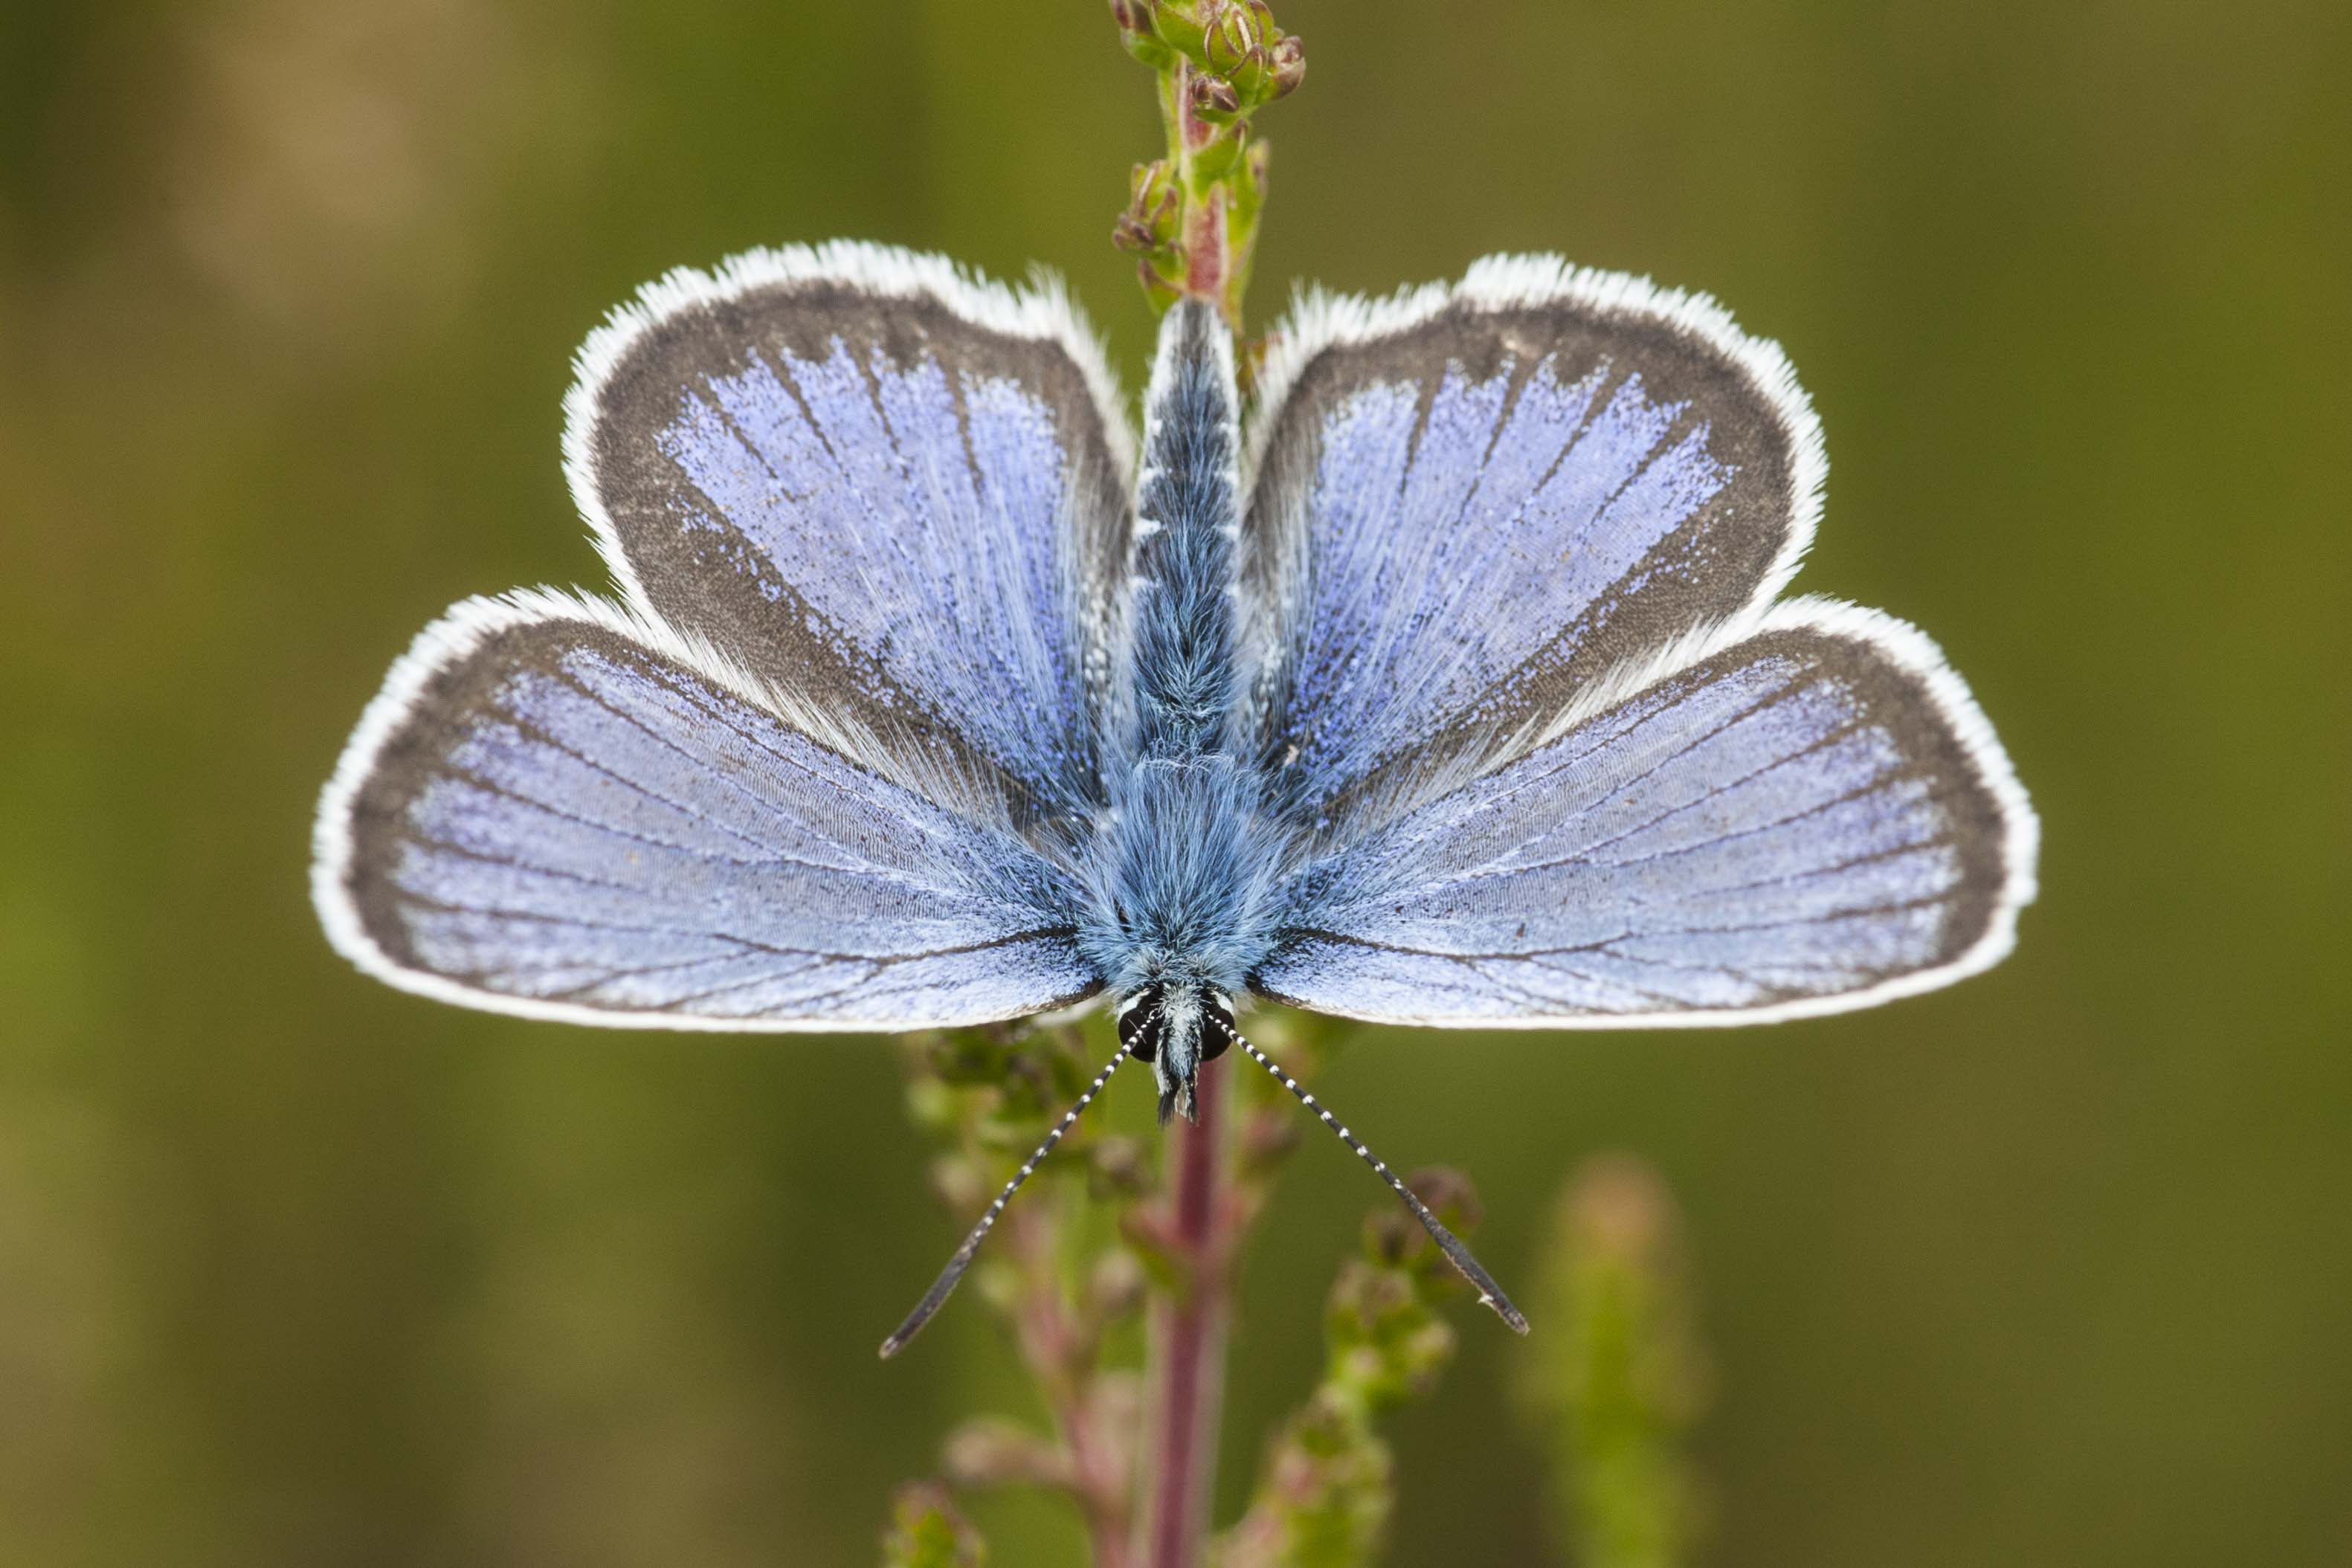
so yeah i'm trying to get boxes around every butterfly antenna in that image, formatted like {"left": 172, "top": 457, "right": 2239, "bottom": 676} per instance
{"left": 1204, "top": 1012, "right": 1530, "bottom": 1335}
{"left": 879, "top": 1045, "right": 1132, "bottom": 1358}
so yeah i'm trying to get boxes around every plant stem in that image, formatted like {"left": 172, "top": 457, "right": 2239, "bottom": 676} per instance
{"left": 1112, "top": 1, "right": 1299, "bottom": 331}
{"left": 1144, "top": 1050, "right": 1230, "bottom": 1568}
{"left": 1008, "top": 1198, "right": 1133, "bottom": 1568}
{"left": 1066, "top": 1393, "right": 1135, "bottom": 1568}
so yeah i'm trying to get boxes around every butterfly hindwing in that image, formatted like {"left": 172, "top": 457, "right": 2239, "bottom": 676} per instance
{"left": 1256, "top": 601, "right": 2036, "bottom": 1026}
{"left": 1241, "top": 257, "right": 1823, "bottom": 833}
{"left": 313, "top": 594, "right": 1099, "bottom": 1030}
{"left": 567, "top": 242, "right": 1135, "bottom": 822}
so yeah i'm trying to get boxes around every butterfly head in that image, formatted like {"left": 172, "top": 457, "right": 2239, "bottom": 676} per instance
{"left": 1116, "top": 984, "right": 1236, "bottom": 1126}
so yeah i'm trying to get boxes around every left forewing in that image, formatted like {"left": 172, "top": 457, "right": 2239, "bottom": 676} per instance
{"left": 567, "top": 242, "right": 1136, "bottom": 822}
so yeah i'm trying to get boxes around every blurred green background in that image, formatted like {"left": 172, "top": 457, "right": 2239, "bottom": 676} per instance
{"left": 3, "top": 1, "right": 2346, "bottom": 1563}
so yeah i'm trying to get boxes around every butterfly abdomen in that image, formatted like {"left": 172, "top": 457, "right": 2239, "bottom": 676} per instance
{"left": 1127, "top": 300, "right": 1243, "bottom": 763}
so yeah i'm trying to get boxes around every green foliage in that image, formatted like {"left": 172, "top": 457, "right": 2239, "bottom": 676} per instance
{"left": 881, "top": 1482, "right": 985, "bottom": 1568}
{"left": 1517, "top": 1155, "right": 1710, "bottom": 1568}
{"left": 1106, "top": 0, "right": 1306, "bottom": 332}
{"left": 883, "top": 1007, "right": 1512, "bottom": 1568}
{"left": 1209, "top": 1169, "right": 1489, "bottom": 1568}
{"left": 898, "top": 1022, "right": 1150, "bottom": 1562}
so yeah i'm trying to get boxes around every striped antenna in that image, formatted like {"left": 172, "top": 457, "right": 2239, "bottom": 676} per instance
{"left": 879, "top": 1039, "right": 1134, "bottom": 1358}
{"left": 1203, "top": 1010, "right": 1530, "bottom": 1335}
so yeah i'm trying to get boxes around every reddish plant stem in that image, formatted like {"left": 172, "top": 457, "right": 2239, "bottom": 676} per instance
{"left": 1168, "top": 58, "right": 1231, "bottom": 314}
{"left": 1144, "top": 1052, "right": 1230, "bottom": 1568}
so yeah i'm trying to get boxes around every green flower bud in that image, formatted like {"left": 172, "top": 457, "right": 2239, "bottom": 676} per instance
{"left": 1109, "top": 0, "right": 1178, "bottom": 69}
{"left": 1109, "top": 0, "right": 1154, "bottom": 39}
{"left": 1112, "top": 160, "right": 1182, "bottom": 258}
{"left": 1228, "top": 45, "right": 1272, "bottom": 104}
{"left": 1147, "top": 0, "right": 1209, "bottom": 59}
{"left": 1203, "top": 0, "right": 1264, "bottom": 76}
{"left": 1188, "top": 70, "right": 1242, "bottom": 121}
{"left": 1134, "top": 158, "right": 1179, "bottom": 222}
{"left": 1267, "top": 33, "right": 1306, "bottom": 97}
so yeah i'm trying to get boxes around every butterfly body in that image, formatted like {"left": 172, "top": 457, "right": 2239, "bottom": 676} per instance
{"left": 1079, "top": 301, "right": 1286, "bottom": 1120}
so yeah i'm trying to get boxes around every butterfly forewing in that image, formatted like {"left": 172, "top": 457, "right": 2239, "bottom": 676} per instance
{"left": 1241, "top": 257, "right": 1823, "bottom": 837}
{"left": 1257, "top": 602, "right": 2034, "bottom": 1026}
{"left": 313, "top": 596, "right": 1099, "bottom": 1030}
{"left": 567, "top": 243, "right": 1135, "bottom": 823}
{"left": 1243, "top": 257, "right": 2032, "bottom": 1025}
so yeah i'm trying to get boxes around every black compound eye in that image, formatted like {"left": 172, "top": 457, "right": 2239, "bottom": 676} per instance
{"left": 1117, "top": 986, "right": 1164, "bottom": 1063}
{"left": 1198, "top": 993, "right": 1236, "bottom": 1062}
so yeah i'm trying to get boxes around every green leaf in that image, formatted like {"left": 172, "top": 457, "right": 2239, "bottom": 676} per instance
{"left": 1515, "top": 1155, "right": 1711, "bottom": 1568}
{"left": 1211, "top": 1167, "right": 1490, "bottom": 1568}
{"left": 880, "top": 1482, "right": 983, "bottom": 1568}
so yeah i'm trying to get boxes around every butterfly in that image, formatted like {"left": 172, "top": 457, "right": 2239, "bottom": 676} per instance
{"left": 313, "top": 242, "right": 2037, "bottom": 1351}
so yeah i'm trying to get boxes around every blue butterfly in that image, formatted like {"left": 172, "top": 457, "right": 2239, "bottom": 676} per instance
{"left": 313, "top": 242, "right": 2037, "bottom": 1348}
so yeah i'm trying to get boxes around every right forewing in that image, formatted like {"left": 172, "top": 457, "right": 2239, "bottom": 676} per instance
{"left": 1240, "top": 256, "right": 1823, "bottom": 836}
